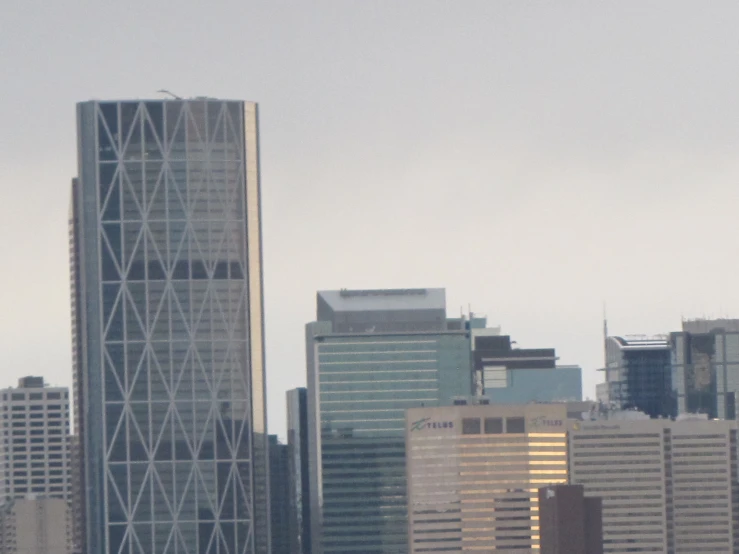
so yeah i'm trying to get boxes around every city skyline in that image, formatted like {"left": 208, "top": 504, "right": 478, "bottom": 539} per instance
{"left": 6, "top": 0, "right": 739, "bottom": 443}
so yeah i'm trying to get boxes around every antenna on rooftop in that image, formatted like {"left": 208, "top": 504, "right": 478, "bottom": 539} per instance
{"left": 157, "top": 89, "right": 182, "bottom": 100}
{"left": 603, "top": 300, "right": 608, "bottom": 366}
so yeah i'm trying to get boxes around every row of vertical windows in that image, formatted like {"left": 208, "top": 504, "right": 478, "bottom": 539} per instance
{"left": 6, "top": 392, "right": 66, "bottom": 401}
{"left": 461, "top": 417, "right": 526, "bottom": 434}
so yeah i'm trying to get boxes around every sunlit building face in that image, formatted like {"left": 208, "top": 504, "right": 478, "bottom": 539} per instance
{"left": 406, "top": 404, "right": 568, "bottom": 552}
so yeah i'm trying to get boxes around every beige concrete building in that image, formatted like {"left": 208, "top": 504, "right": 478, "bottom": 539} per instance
{"left": 569, "top": 416, "right": 739, "bottom": 554}
{"left": 0, "top": 377, "right": 72, "bottom": 501}
{"left": 408, "top": 404, "right": 739, "bottom": 554}
{"left": 0, "top": 496, "right": 72, "bottom": 554}
{"left": 406, "top": 403, "right": 569, "bottom": 552}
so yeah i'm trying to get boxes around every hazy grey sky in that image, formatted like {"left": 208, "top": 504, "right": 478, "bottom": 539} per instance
{"left": 2, "top": 1, "right": 739, "bottom": 437}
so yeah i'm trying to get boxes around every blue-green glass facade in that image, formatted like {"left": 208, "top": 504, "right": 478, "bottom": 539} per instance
{"left": 306, "top": 289, "right": 473, "bottom": 554}
{"left": 483, "top": 366, "right": 582, "bottom": 404}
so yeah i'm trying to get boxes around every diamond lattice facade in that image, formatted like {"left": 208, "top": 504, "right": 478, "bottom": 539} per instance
{"left": 71, "top": 98, "right": 269, "bottom": 554}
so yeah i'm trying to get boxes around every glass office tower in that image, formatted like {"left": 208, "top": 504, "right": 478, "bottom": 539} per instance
{"left": 306, "top": 289, "right": 473, "bottom": 554}
{"left": 671, "top": 319, "right": 739, "bottom": 419}
{"left": 599, "top": 335, "right": 674, "bottom": 418}
{"left": 71, "top": 98, "right": 269, "bottom": 554}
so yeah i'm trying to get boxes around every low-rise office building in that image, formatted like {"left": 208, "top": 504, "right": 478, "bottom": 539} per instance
{"left": 538, "top": 484, "right": 602, "bottom": 554}
{"left": 0, "top": 496, "right": 72, "bottom": 554}
{"left": 408, "top": 404, "right": 739, "bottom": 554}
{"left": 569, "top": 416, "right": 739, "bottom": 553}
{"left": 406, "top": 403, "right": 569, "bottom": 552}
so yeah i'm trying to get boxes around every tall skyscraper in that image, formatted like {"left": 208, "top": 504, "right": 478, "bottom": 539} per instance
{"left": 306, "top": 288, "right": 477, "bottom": 554}
{"left": 671, "top": 318, "right": 739, "bottom": 419}
{"left": 406, "top": 403, "right": 569, "bottom": 552}
{"left": 71, "top": 98, "right": 269, "bottom": 554}
{"left": 286, "top": 387, "right": 311, "bottom": 554}
{"left": 598, "top": 335, "right": 674, "bottom": 417}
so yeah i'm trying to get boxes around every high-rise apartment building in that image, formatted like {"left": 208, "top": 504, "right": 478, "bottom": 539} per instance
{"left": 0, "top": 377, "right": 71, "bottom": 502}
{"left": 671, "top": 318, "right": 739, "bottom": 419}
{"left": 0, "top": 496, "right": 72, "bottom": 554}
{"left": 71, "top": 98, "right": 269, "bottom": 554}
{"left": 538, "top": 485, "right": 602, "bottom": 554}
{"left": 286, "top": 387, "right": 311, "bottom": 554}
{"left": 269, "top": 435, "right": 290, "bottom": 554}
{"left": 307, "top": 288, "right": 477, "bottom": 554}
{"left": 472, "top": 333, "right": 582, "bottom": 402}
{"left": 599, "top": 335, "right": 674, "bottom": 418}
{"left": 569, "top": 416, "right": 739, "bottom": 553}
{"left": 406, "top": 403, "right": 569, "bottom": 552}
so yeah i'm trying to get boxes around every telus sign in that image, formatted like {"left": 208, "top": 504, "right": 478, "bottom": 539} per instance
{"left": 410, "top": 417, "right": 454, "bottom": 431}
{"left": 529, "top": 415, "right": 564, "bottom": 428}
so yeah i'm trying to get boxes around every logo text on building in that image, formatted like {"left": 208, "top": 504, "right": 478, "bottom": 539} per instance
{"left": 529, "top": 416, "right": 564, "bottom": 428}
{"left": 410, "top": 417, "right": 454, "bottom": 431}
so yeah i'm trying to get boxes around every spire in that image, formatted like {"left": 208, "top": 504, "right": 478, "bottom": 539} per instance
{"left": 603, "top": 301, "right": 609, "bottom": 366}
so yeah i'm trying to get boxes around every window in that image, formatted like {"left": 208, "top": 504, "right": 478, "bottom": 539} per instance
{"left": 483, "top": 366, "right": 508, "bottom": 389}
{"left": 462, "top": 418, "right": 481, "bottom": 435}
{"left": 506, "top": 417, "right": 525, "bottom": 434}
{"left": 484, "top": 417, "right": 503, "bottom": 434}
{"left": 47, "top": 392, "right": 61, "bottom": 400}
{"left": 11, "top": 393, "right": 25, "bottom": 401}
{"left": 29, "top": 393, "right": 43, "bottom": 400}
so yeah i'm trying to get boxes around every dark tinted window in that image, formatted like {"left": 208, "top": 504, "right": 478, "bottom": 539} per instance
{"left": 485, "top": 418, "right": 503, "bottom": 434}
{"left": 462, "top": 418, "right": 481, "bottom": 435}
{"left": 506, "top": 417, "right": 525, "bottom": 434}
